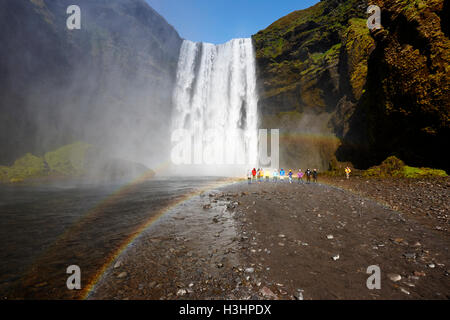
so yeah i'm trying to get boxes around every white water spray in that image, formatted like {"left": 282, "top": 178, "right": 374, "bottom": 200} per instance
{"left": 171, "top": 39, "right": 259, "bottom": 175}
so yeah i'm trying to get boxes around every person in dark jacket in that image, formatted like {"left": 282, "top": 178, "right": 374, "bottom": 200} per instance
{"left": 305, "top": 169, "right": 312, "bottom": 184}
{"left": 312, "top": 169, "right": 318, "bottom": 183}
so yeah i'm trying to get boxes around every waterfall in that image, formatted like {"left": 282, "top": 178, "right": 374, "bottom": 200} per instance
{"left": 171, "top": 38, "right": 258, "bottom": 174}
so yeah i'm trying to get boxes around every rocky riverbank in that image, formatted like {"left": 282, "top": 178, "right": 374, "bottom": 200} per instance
{"left": 89, "top": 177, "right": 449, "bottom": 300}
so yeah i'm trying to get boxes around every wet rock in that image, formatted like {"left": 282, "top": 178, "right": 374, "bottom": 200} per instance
{"left": 177, "top": 289, "right": 187, "bottom": 296}
{"left": 293, "top": 289, "right": 304, "bottom": 300}
{"left": 403, "top": 253, "right": 416, "bottom": 259}
{"left": 259, "top": 287, "right": 278, "bottom": 299}
{"left": 245, "top": 267, "right": 255, "bottom": 273}
{"left": 400, "top": 287, "right": 410, "bottom": 295}
{"left": 388, "top": 273, "right": 402, "bottom": 282}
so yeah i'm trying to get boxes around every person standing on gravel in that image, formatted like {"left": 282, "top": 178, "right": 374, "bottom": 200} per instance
{"left": 345, "top": 167, "right": 352, "bottom": 180}
{"left": 297, "top": 169, "right": 304, "bottom": 183}
{"left": 313, "top": 169, "right": 318, "bottom": 183}
{"left": 273, "top": 169, "right": 278, "bottom": 182}
{"left": 252, "top": 168, "right": 257, "bottom": 182}
{"left": 247, "top": 170, "right": 252, "bottom": 184}
{"left": 306, "top": 169, "right": 312, "bottom": 183}
{"left": 288, "top": 169, "right": 293, "bottom": 183}
{"left": 280, "top": 168, "right": 285, "bottom": 182}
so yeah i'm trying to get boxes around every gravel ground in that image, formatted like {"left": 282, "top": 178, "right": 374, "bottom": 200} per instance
{"left": 90, "top": 177, "right": 450, "bottom": 300}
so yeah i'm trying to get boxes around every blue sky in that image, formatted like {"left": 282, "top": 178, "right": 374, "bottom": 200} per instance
{"left": 146, "top": 0, "right": 319, "bottom": 44}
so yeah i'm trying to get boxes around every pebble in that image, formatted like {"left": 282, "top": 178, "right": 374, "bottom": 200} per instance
{"left": 326, "top": 235, "right": 334, "bottom": 240}
{"left": 332, "top": 254, "right": 340, "bottom": 261}
{"left": 176, "top": 289, "right": 187, "bottom": 296}
{"left": 428, "top": 263, "right": 435, "bottom": 269}
{"left": 117, "top": 272, "right": 127, "bottom": 279}
{"left": 403, "top": 253, "right": 416, "bottom": 259}
{"left": 259, "top": 286, "right": 278, "bottom": 299}
{"left": 294, "top": 289, "right": 304, "bottom": 300}
{"left": 400, "top": 288, "right": 410, "bottom": 295}
{"left": 245, "top": 268, "right": 255, "bottom": 273}
{"left": 114, "top": 261, "right": 122, "bottom": 269}
{"left": 388, "top": 273, "right": 402, "bottom": 282}
{"left": 278, "top": 242, "right": 285, "bottom": 247}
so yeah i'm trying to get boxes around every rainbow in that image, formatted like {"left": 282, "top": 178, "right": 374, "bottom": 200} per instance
{"left": 80, "top": 174, "right": 240, "bottom": 299}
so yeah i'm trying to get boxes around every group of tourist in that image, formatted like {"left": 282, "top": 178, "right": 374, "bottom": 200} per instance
{"left": 247, "top": 168, "right": 319, "bottom": 184}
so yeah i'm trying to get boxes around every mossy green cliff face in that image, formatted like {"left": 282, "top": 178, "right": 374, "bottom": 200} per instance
{"left": 253, "top": 0, "right": 449, "bottom": 172}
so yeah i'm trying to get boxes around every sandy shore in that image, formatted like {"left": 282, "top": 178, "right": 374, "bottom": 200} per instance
{"left": 89, "top": 177, "right": 449, "bottom": 300}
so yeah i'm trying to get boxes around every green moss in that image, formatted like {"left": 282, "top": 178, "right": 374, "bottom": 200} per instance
{"left": 363, "top": 156, "right": 448, "bottom": 178}
{"left": 6, "top": 153, "right": 48, "bottom": 181}
{"left": 44, "top": 142, "right": 93, "bottom": 176}
{"left": 403, "top": 166, "right": 448, "bottom": 178}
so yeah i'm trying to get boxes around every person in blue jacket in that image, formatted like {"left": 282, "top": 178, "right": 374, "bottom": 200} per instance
{"left": 279, "top": 168, "right": 285, "bottom": 182}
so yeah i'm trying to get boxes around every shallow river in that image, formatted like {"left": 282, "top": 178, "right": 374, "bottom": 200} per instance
{"left": 0, "top": 177, "right": 229, "bottom": 299}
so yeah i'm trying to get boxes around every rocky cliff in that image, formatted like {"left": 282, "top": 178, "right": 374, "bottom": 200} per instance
{"left": 253, "top": 0, "right": 449, "bottom": 172}
{"left": 0, "top": 0, "right": 182, "bottom": 167}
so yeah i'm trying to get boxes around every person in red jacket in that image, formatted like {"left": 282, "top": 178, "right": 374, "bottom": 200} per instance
{"left": 252, "top": 168, "right": 257, "bottom": 182}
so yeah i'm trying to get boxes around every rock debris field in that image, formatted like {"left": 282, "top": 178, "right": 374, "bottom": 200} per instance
{"left": 90, "top": 178, "right": 449, "bottom": 300}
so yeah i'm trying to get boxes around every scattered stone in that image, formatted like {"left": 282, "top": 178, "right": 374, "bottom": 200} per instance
{"left": 117, "top": 272, "right": 127, "bottom": 279}
{"left": 414, "top": 271, "right": 426, "bottom": 277}
{"left": 259, "top": 287, "right": 278, "bottom": 299}
{"left": 203, "top": 204, "right": 212, "bottom": 210}
{"left": 403, "top": 253, "right": 416, "bottom": 259}
{"left": 388, "top": 273, "right": 401, "bottom": 282}
{"left": 332, "top": 254, "right": 340, "bottom": 261}
{"left": 293, "top": 289, "right": 304, "bottom": 300}
{"left": 278, "top": 242, "right": 285, "bottom": 247}
{"left": 245, "top": 267, "right": 255, "bottom": 273}
{"left": 403, "top": 282, "right": 415, "bottom": 288}
{"left": 217, "top": 263, "right": 224, "bottom": 268}
{"left": 400, "top": 288, "right": 410, "bottom": 295}
{"left": 428, "top": 263, "right": 436, "bottom": 269}
{"left": 278, "top": 234, "right": 286, "bottom": 238}
{"left": 326, "top": 235, "right": 334, "bottom": 240}
{"left": 176, "top": 289, "right": 187, "bottom": 296}
{"left": 113, "top": 261, "right": 122, "bottom": 269}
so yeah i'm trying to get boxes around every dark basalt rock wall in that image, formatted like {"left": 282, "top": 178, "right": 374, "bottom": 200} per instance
{"left": 0, "top": 0, "right": 182, "bottom": 166}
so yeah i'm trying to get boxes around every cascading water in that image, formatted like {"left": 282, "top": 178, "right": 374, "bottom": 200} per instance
{"left": 171, "top": 38, "right": 258, "bottom": 176}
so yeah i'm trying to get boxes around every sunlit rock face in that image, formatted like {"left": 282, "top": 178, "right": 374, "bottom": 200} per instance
{"left": 0, "top": 0, "right": 182, "bottom": 168}
{"left": 253, "top": 0, "right": 449, "bottom": 172}
{"left": 171, "top": 39, "right": 259, "bottom": 176}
